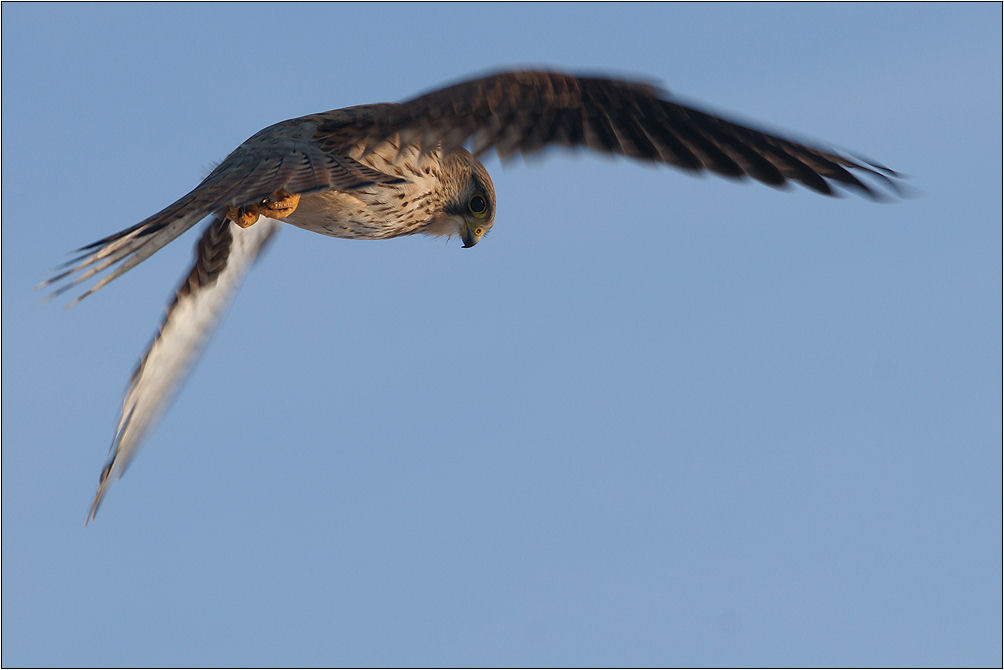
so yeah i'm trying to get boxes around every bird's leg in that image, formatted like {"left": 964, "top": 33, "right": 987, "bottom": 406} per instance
{"left": 225, "top": 190, "right": 301, "bottom": 229}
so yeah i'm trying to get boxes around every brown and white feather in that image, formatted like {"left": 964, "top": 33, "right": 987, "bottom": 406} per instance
{"left": 86, "top": 217, "right": 280, "bottom": 523}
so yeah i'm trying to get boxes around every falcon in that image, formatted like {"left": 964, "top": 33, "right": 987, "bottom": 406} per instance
{"left": 42, "top": 70, "right": 904, "bottom": 522}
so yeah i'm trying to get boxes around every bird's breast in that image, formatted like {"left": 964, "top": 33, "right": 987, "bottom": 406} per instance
{"left": 282, "top": 138, "right": 453, "bottom": 241}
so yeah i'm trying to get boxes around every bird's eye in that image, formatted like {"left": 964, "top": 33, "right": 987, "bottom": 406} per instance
{"left": 468, "top": 194, "right": 489, "bottom": 218}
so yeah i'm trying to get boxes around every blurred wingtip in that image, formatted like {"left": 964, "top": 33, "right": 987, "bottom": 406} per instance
{"left": 85, "top": 493, "right": 101, "bottom": 526}
{"left": 85, "top": 460, "right": 116, "bottom": 526}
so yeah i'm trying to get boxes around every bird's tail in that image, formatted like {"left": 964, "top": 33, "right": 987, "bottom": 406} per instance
{"left": 38, "top": 191, "right": 213, "bottom": 307}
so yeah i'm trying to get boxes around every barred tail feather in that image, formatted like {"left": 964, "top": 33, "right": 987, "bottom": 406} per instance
{"left": 39, "top": 191, "right": 211, "bottom": 306}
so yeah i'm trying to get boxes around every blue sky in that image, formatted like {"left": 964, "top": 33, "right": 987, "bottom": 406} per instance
{"left": 2, "top": 3, "right": 1000, "bottom": 667}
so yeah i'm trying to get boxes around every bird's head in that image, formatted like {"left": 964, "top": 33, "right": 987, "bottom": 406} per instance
{"left": 439, "top": 152, "right": 496, "bottom": 248}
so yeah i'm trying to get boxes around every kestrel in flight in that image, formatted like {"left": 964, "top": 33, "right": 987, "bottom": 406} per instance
{"left": 42, "top": 70, "right": 904, "bottom": 522}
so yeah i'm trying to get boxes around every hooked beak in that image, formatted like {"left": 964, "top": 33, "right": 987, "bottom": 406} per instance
{"left": 461, "top": 224, "right": 480, "bottom": 248}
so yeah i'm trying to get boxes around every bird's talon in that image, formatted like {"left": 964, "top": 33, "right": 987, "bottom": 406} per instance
{"left": 261, "top": 190, "right": 300, "bottom": 219}
{"left": 225, "top": 205, "right": 261, "bottom": 229}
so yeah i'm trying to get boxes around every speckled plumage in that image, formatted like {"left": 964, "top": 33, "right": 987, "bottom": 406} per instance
{"left": 287, "top": 138, "right": 495, "bottom": 241}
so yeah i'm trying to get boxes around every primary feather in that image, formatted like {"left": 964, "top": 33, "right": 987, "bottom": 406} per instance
{"left": 86, "top": 217, "right": 280, "bottom": 523}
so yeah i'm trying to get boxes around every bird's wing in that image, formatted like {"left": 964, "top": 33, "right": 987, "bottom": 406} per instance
{"left": 86, "top": 216, "right": 280, "bottom": 523}
{"left": 42, "top": 105, "right": 404, "bottom": 306}
{"left": 348, "top": 70, "right": 902, "bottom": 198}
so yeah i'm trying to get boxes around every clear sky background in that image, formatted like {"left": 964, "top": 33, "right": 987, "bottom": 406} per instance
{"left": 2, "top": 3, "right": 1001, "bottom": 667}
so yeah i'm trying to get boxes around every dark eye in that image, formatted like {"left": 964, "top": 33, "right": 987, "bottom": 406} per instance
{"left": 468, "top": 194, "right": 488, "bottom": 217}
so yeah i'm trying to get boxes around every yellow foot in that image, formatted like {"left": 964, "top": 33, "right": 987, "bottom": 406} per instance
{"left": 262, "top": 190, "right": 300, "bottom": 219}
{"left": 225, "top": 205, "right": 261, "bottom": 228}
{"left": 225, "top": 190, "right": 300, "bottom": 228}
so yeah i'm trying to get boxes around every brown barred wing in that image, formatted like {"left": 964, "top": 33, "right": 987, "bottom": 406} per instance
{"left": 86, "top": 217, "right": 280, "bottom": 523}
{"left": 358, "top": 70, "right": 902, "bottom": 199}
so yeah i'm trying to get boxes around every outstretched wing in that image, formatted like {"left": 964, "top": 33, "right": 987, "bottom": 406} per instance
{"left": 86, "top": 216, "right": 280, "bottom": 523}
{"left": 351, "top": 70, "right": 902, "bottom": 198}
{"left": 43, "top": 105, "right": 404, "bottom": 306}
